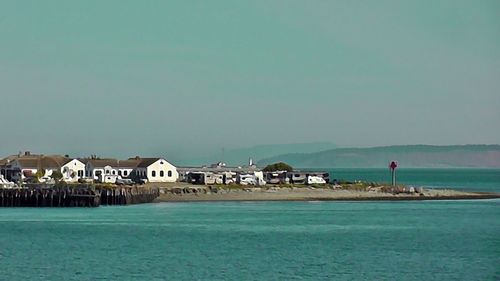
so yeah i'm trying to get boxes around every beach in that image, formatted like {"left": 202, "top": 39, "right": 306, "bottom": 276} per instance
{"left": 153, "top": 183, "right": 500, "bottom": 202}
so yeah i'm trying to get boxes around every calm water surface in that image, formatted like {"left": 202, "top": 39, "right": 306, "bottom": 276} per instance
{"left": 0, "top": 201, "right": 499, "bottom": 280}
{"left": 322, "top": 168, "right": 500, "bottom": 192}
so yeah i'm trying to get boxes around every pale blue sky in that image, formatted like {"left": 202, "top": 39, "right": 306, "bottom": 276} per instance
{"left": 0, "top": 1, "right": 499, "bottom": 162}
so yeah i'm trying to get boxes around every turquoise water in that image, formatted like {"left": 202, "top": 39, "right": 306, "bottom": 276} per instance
{"left": 1, "top": 201, "right": 499, "bottom": 280}
{"left": 322, "top": 168, "right": 500, "bottom": 193}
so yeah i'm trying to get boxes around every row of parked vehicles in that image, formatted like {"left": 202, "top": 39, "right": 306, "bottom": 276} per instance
{"left": 184, "top": 171, "right": 329, "bottom": 186}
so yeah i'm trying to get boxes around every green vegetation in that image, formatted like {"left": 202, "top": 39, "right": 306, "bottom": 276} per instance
{"left": 262, "top": 162, "right": 293, "bottom": 172}
{"left": 34, "top": 170, "right": 45, "bottom": 179}
{"left": 50, "top": 171, "right": 63, "bottom": 182}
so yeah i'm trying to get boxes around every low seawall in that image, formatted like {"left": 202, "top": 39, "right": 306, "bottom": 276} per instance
{"left": 0, "top": 184, "right": 159, "bottom": 207}
{"left": 98, "top": 185, "right": 160, "bottom": 206}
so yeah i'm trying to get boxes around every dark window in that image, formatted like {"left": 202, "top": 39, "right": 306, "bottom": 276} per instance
{"left": 118, "top": 170, "right": 122, "bottom": 176}
{"left": 112, "top": 170, "right": 116, "bottom": 175}
{"left": 160, "top": 171, "right": 164, "bottom": 177}
{"left": 78, "top": 170, "right": 83, "bottom": 177}
{"left": 168, "top": 171, "right": 172, "bottom": 177}
{"left": 124, "top": 171, "right": 128, "bottom": 176}
{"left": 152, "top": 171, "right": 156, "bottom": 177}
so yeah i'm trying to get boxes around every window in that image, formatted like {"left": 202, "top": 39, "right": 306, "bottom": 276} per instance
{"left": 168, "top": 171, "right": 172, "bottom": 177}
{"left": 123, "top": 171, "right": 128, "bottom": 176}
{"left": 78, "top": 170, "right": 83, "bottom": 177}
{"left": 105, "top": 170, "right": 110, "bottom": 175}
{"left": 152, "top": 171, "right": 156, "bottom": 177}
{"left": 118, "top": 170, "right": 122, "bottom": 176}
{"left": 112, "top": 170, "right": 116, "bottom": 175}
{"left": 160, "top": 171, "right": 164, "bottom": 177}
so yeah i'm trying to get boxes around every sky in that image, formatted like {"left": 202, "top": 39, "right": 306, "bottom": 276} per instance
{"left": 0, "top": 0, "right": 499, "bottom": 162}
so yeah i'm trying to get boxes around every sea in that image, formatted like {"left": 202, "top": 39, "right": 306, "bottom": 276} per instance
{"left": 323, "top": 168, "right": 500, "bottom": 193}
{"left": 0, "top": 169, "right": 499, "bottom": 281}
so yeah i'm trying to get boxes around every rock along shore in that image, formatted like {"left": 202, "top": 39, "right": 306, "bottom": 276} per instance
{"left": 151, "top": 183, "right": 500, "bottom": 203}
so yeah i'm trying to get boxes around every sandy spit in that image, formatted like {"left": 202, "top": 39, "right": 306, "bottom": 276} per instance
{"left": 152, "top": 186, "right": 500, "bottom": 203}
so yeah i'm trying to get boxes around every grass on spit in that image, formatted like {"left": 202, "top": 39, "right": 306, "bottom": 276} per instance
{"left": 211, "top": 182, "right": 397, "bottom": 191}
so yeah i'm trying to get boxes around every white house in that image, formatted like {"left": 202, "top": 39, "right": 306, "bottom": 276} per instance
{"left": 61, "top": 159, "right": 86, "bottom": 182}
{"left": 7, "top": 158, "right": 39, "bottom": 182}
{"left": 134, "top": 158, "right": 178, "bottom": 183}
{"left": 4, "top": 153, "right": 84, "bottom": 182}
{"left": 85, "top": 159, "right": 139, "bottom": 182}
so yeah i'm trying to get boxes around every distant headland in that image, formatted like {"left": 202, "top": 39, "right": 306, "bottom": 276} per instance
{"left": 258, "top": 145, "right": 500, "bottom": 168}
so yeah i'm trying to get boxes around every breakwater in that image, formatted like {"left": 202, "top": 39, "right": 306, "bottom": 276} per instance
{"left": 0, "top": 184, "right": 159, "bottom": 207}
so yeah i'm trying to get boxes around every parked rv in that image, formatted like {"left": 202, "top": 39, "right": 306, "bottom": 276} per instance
{"left": 307, "top": 176, "right": 326, "bottom": 185}
{"left": 204, "top": 173, "right": 224, "bottom": 185}
{"left": 238, "top": 172, "right": 266, "bottom": 186}
{"left": 265, "top": 171, "right": 289, "bottom": 184}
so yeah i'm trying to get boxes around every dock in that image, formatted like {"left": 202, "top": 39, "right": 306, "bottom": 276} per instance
{"left": 0, "top": 184, "right": 160, "bottom": 207}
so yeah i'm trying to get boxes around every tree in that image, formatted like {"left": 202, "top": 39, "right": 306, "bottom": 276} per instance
{"left": 262, "top": 162, "right": 293, "bottom": 172}
{"left": 51, "top": 170, "right": 64, "bottom": 182}
{"left": 34, "top": 170, "right": 45, "bottom": 179}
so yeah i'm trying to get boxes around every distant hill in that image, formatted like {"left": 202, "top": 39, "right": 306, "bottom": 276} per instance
{"left": 180, "top": 142, "right": 337, "bottom": 166}
{"left": 258, "top": 145, "right": 500, "bottom": 168}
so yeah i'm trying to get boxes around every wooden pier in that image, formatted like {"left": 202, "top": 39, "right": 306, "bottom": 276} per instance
{"left": 0, "top": 184, "right": 160, "bottom": 207}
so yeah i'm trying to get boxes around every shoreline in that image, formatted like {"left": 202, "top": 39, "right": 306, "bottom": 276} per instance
{"left": 152, "top": 184, "right": 500, "bottom": 203}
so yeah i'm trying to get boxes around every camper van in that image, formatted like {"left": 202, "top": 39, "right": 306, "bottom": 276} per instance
{"left": 265, "top": 171, "right": 289, "bottom": 184}
{"left": 238, "top": 172, "right": 266, "bottom": 186}
{"left": 307, "top": 175, "right": 326, "bottom": 185}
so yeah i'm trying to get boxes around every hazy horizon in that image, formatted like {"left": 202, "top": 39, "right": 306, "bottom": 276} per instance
{"left": 1, "top": 1, "right": 499, "bottom": 162}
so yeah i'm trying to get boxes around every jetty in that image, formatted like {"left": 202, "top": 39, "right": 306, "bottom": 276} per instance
{"left": 0, "top": 184, "right": 159, "bottom": 207}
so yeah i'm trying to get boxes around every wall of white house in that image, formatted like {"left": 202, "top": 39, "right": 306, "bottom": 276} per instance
{"left": 86, "top": 166, "right": 135, "bottom": 182}
{"left": 92, "top": 168, "right": 105, "bottom": 180}
{"left": 117, "top": 168, "right": 134, "bottom": 178}
{"left": 61, "top": 159, "right": 86, "bottom": 182}
{"left": 145, "top": 159, "right": 179, "bottom": 183}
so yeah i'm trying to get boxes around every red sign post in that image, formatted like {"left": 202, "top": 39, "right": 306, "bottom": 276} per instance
{"left": 389, "top": 161, "right": 398, "bottom": 186}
